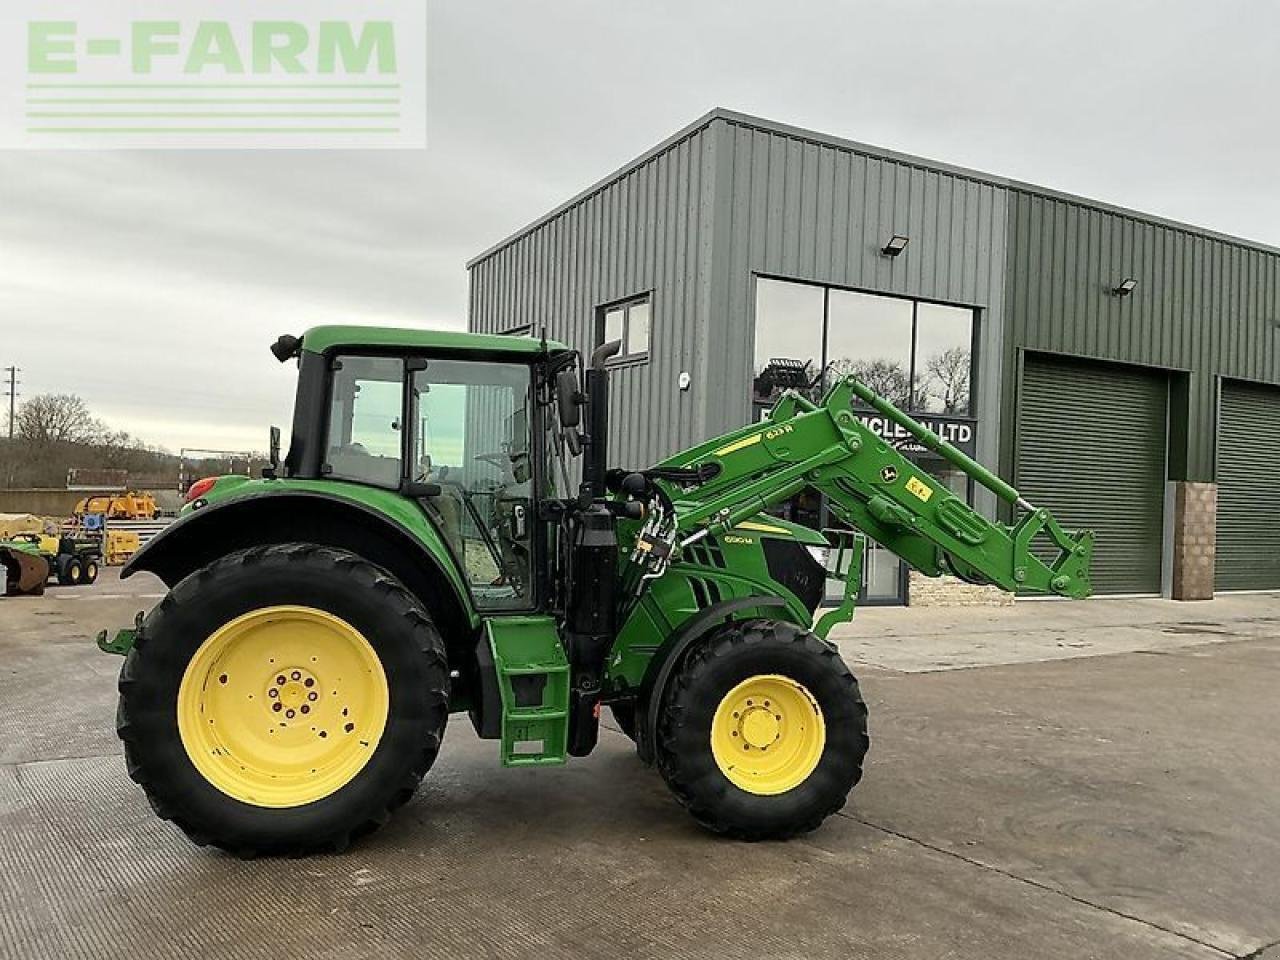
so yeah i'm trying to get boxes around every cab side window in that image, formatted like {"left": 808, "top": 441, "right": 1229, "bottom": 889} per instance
{"left": 411, "top": 359, "right": 534, "bottom": 609}
{"left": 325, "top": 356, "right": 404, "bottom": 488}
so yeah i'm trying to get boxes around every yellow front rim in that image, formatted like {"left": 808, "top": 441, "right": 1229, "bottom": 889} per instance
{"left": 711, "top": 674, "right": 826, "bottom": 796}
{"left": 177, "top": 605, "right": 389, "bottom": 808}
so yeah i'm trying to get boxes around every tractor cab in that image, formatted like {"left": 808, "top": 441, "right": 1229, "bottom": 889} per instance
{"left": 269, "top": 326, "right": 576, "bottom": 615}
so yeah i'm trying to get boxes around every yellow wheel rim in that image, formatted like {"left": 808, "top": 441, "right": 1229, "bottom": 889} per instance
{"left": 711, "top": 674, "right": 826, "bottom": 796}
{"left": 177, "top": 605, "right": 389, "bottom": 808}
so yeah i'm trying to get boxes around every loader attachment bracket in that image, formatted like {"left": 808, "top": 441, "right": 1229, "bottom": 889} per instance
{"left": 96, "top": 628, "right": 136, "bottom": 657}
{"left": 97, "top": 611, "right": 145, "bottom": 656}
{"left": 814, "top": 529, "right": 865, "bottom": 641}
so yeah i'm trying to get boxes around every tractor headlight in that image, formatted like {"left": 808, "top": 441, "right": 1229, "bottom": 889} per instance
{"left": 804, "top": 544, "right": 831, "bottom": 570}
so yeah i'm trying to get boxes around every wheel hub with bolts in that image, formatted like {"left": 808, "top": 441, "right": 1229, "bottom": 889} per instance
{"left": 266, "top": 668, "right": 320, "bottom": 722}
{"left": 710, "top": 673, "right": 827, "bottom": 796}
{"left": 736, "top": 701, "right": 782, "bottom": 750}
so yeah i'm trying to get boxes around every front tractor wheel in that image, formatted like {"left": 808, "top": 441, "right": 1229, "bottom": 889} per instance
{"left": 656, "top": 619, "right": 868, "bottom": 840}
{"left": 116, "top": 543, "right": 449, "bottom": 856}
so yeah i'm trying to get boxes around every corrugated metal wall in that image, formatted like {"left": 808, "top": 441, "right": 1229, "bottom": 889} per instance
{"left": 1002, "top": 190, "right": 1280, "bottom": 482}
{"left": 708, "top": 116, "right": 1010, "bottom": 516}
{"left": 468, "top": 125, "right": 719, "bottom": 468}
{"left": 469, "top": 109, "right": 1280, "bottom": 500}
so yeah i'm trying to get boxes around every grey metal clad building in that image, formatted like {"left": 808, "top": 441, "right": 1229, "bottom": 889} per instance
{"left": 468, "top": 108, "right": 1280, "bottom": 604}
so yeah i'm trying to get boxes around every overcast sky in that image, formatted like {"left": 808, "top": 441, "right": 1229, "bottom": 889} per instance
{"left": 2, "top": 0, "right": 1277, "bottom": 453}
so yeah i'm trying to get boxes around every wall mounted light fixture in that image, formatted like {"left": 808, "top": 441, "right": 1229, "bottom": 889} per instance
{"left": 1113, "top": 277, "right": 1138, "bottom": 296}
{"left": 882, "top": 235, "right": 909, "bottom": 257}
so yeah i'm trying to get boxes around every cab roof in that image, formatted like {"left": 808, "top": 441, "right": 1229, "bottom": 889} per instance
{"left": 300, "top": 325, "right": 569, "bottom": 358}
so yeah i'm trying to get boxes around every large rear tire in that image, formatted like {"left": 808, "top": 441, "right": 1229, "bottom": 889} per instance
{"left": 656, "top": 618, "right": 868, "bottom": 840}
{"left": 116, "top": 543, "right": 450, "bottom": 856}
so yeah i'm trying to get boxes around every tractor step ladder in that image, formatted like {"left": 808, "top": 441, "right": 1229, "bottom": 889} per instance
{"left": 485, "top": 616, "right": 570, "bottom": 766}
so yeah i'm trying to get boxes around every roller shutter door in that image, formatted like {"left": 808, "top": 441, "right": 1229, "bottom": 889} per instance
{"left": 1016, "top": 356, "right": 1167, "bottom": 595}
{"left": 1216, "top": 381, "right": 1280, "bottom": 590}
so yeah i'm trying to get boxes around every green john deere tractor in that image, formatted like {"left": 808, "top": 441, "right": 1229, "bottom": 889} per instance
{"left": 100, "top": 326, "right": 1093, "bottom": 855}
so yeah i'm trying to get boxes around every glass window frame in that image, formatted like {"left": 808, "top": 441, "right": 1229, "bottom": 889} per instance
{"left": 406, "top": 356, "right": 543, "bottom": 614}
{"left": 752, "top": 274, "right": 979, "bottom": 417}
{"left": 911, "top": 300, "right": 978, "bottom": 416}
{"left": 595, "top": 292, "right": 653, "bottom": 364}
{"left": 320, "top": 350, "right": 550, "bottom": 613}
{"left": 321, "top": 353, "right": 409, "bottom": 491}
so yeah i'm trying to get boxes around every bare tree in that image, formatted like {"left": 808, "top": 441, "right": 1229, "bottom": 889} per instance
{"left": 923, "top": 347, "right": 972, "bottom": 413}
{"left": 828, "top": 357, "right": 912, "bottom": 408}
{"left": 16, "top": 394, "right": 104, "bottom": 446}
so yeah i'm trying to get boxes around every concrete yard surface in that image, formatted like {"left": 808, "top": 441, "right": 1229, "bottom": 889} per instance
{"left": 1, "top": 569, "right": 1278, "bottom": 959}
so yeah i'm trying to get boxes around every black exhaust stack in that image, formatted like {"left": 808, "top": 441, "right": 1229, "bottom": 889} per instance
{"left": 565, "top": 339, "right": 622, "bottom": 756}
{"left": 583, "top": 340, "right": 620, "bottom": 497}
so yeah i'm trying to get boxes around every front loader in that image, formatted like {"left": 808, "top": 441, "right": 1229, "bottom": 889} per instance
{"left": 99, "top": 325, "right": 1092, "bottom": 855}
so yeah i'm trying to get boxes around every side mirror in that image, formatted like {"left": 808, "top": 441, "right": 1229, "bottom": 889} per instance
{"left": 556, "top": 368, "right": 582, "bottom": 428}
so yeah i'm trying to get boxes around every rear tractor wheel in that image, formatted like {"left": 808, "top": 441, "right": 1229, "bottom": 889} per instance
{"left": 116, "top": 543, "right": 450, "bottom": 856}
{"left": 656, "top": 619, "right": 868, "bottom": 840}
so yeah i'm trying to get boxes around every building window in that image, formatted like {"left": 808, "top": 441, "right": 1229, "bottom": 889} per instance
{"left": 826, "top": 289, "right": 914, "bottom": 408}
{"left": 753, "top": 279, "right": 825, "bottom": 401}
{"left": 752, "top": 277, "right": 975, "bottom": 415}
{"left": 597, "top": 294, "right": 651, "bottom": 361}
{"left": 913, "top": 302, "right": 974, "bottom": 414}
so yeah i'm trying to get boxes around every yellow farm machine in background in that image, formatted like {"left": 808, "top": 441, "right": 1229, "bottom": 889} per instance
{"left": 74, "top": 491, "right": 160, "bottom": 521}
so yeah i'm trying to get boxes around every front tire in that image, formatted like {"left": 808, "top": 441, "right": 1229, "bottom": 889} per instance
{"left": 656, "top": 619, "right": 868, "bottom": 841}
{"left": 116, "top": 543, "right": 449, "bottom": 856}
{"left": 62, "top": 557, "right": 84, "bottom": 585}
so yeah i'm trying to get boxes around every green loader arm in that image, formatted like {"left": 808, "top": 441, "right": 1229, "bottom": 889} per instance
{"left": 653, "top": 377, "right": 1093, "bottom": 613}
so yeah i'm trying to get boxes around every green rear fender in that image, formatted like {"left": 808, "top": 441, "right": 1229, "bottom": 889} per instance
{"left": 123, "top": 480, "right": 478, "bottom": 633}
